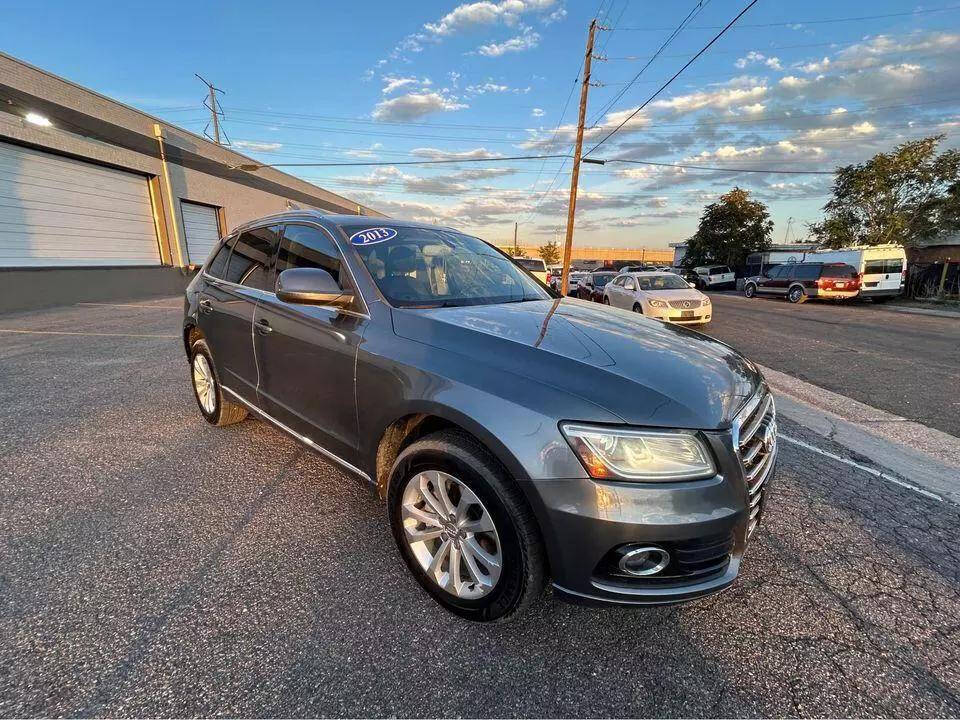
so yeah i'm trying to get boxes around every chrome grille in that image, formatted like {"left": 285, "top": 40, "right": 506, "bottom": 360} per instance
{"left": 667, "top": 299, "right": 701, "bottom": 309}
{"left": 734, "top": 390, "right": 777, "bottom": 539}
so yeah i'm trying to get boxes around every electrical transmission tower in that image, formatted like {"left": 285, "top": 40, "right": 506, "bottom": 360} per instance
{"left": 196, "top": 74, "right": 229, "bottom": 145}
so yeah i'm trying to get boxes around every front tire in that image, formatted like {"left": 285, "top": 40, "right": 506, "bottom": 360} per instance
{"left": 189, "top": 338, "right": 248, "bottom": 426}
{"left": 387, "top": 430, "right": 547, "bottom": 622}
{"left": 632, "top": 303, "right": 644, "bottom": 314}
{"left": 744, "top": 283, "right": 756, "bottom": 298}
{"left": 603, "top": 297, "right": 610, "bottom": 305}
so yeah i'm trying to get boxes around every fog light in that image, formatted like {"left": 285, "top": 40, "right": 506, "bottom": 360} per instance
{"left": 618, "top": 546, "right": 670, "bottom": 577}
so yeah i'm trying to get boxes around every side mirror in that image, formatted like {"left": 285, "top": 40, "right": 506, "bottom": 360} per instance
{"left": 276, "top": 267, "right": 353, "bottom": 307}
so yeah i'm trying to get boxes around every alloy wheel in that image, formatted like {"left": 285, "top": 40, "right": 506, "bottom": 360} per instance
{"left": 789, "top": 287, "right": 803, "bottom": 303}
{"left": 192, "top": 353, "right": 216, "bottom": 414}
{"left": 400, "top": 470, "right": 502, "bottom": 599}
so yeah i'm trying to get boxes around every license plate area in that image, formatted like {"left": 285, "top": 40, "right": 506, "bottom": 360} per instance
{"left": 681, "top": 310, "right": 694, "bottom": 318}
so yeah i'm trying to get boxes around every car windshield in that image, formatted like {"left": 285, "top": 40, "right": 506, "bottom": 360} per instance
{"left": 344, "top": 225, "right": 550, "bottom": 308}
{"left": 636, "top": 274, "right": 691, "bottom": 290}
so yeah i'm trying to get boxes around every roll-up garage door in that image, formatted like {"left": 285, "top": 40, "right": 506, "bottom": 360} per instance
{"left": 181, "top": 201, "right": 221, "bottom": 266}
{"left": 0, "top": 140, "right": 160, "bottom": 266}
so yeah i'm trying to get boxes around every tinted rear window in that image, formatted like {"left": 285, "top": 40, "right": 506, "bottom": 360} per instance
{"left": 206, "top": 236, "right": 234, "bottom": 279}
{"left": 821, "top": 263, "right": 859, "bottom": 279}
{"left": 793, "top": 264, "right": 820, "bottom": 280}
{"left": 515, "top": 258, "right": 545, "bottom": 271}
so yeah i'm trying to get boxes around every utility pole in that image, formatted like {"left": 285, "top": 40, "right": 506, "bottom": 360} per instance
{"left": 196, "top": 74, "right": 227, "bottom": 145}
{"left": 513, "top": 222, "right": 519, "bottom": 256}
{"left": 560, "top": 19, "right": 597, "bottom": 298}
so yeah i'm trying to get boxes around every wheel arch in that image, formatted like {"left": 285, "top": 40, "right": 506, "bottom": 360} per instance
{"left": 373, "top": 406, "right": 528, "bottom": 499}
{"left": 183, "top": 323, "right": 204, "bottom": 359}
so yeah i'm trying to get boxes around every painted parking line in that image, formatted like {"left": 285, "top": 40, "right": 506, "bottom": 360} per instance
{"left": 0, "top": 328, "right": 178, "bottom": 339}
{"left": 780, "top": 434, "right": 944, "bottom": 502}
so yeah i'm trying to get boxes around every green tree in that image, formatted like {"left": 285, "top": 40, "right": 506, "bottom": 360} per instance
{"left": 684, "top": 188, "right": 773, "bottom": 268}
{"left": 537, "top": 240, "right": 561, "bottom": 266}
{"left": 809, "top": 135, "right": 960, "bottom": 248}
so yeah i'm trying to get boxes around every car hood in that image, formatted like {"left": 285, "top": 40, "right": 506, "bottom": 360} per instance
{"left": 641, "top": 288, "right": 704, "bottom": 302}
{"left": 391, "top": 298, "right": 761, "bottom": 429}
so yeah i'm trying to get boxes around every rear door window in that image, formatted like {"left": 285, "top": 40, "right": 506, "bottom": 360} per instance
{"left": 864, "top": 259, "right": 886, "bottom": 275}
{"left": 225, "top": 225, "right": 281, "bottom": 290}
{"left": 715, "top": 266, "right": 731, "bottom": 274}
{"left": 206, "top": 235, "right": 235, "bottom": 279}
{"left": 794, "top": 264, "right": 820, "bottom": 281}
{"left": 885, "top": 258, "right": 904, "bottom": 274}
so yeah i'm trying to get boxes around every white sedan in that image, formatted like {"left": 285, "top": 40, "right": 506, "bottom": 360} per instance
{"left": 602, "top": 271, "right": 712, "bottom": 325}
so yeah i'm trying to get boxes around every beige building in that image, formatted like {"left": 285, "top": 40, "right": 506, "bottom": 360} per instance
{"left": 497, "top": 244, "right": 674, "bottom": 265}
{"left": 0, "top": 52, "right": 381, "bottom": 312}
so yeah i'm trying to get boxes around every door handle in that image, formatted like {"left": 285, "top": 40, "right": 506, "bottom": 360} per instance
{"left": 198, "top": 299, "right": 213, "bottom": 314}
{"left": 255, "top": 318, "right": 273, "bottom": 335}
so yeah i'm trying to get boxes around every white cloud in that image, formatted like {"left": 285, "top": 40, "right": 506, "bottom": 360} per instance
{"left": 344, "top": 142, "right": 383, "bottom": 159}
{"left": 372, "top": 92, "right": 468, "bottom": 121}
{"left": 543, "top": 6, "right": 567, "bottom": 23}
{"left": 476, "top": 28, "right": 541, "bottom": 56}
{"left": 794, "top": 122, "right": 877, "bottom": 142}
{"left": 410, "top": 147, "right": 502, "bottom": 160}
{"left": 799, "top": 57, "right": 830, "bottom": 74}
{"left": 381, "top": 76, "right": 432, "bottom": 94}
{"left": 689, "top": 140, "right": 826, "bottom": 164}
{"left": 232, "top": 140, "right": 282, "bottom": 152}
{"left": 831, "top": 107, "right": 847, "bottom": 114}
{"left": 779, "top": 75, "right": 810, "bottom": 89}
{"left": 652, "top": 84, "right": 768, "bottom": 114}
{"left": 531, "top": 107, "right": 545, "bottom": 117}
{"left": 735, "top": 51, "right": 782, "bottom": 71}
{"left": 423, "top": 0, "right": 557, "bottom": 37}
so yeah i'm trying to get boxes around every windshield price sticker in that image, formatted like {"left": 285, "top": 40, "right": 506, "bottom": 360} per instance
{"left": 350, "top": 227, "right": 398, "bottom": 245}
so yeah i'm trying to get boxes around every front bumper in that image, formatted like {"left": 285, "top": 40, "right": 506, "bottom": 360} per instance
{"left": 646, "top": 306, "right": 712, "bottom": 324}
{"left": 518, "top": 429, "right": 775, "bottom": 607}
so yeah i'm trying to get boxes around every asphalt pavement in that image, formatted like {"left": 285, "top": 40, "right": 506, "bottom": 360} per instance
{"left": 700, "top": 293, "right": 960, "bottom": 438}
{"left": 1, "top": 299, "right": 958, "bottom": 717}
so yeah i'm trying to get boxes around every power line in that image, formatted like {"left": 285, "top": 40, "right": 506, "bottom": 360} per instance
{"left": 231, "top": 154, "right": 571, "bottom": 170}
{"left": 584, "top": 0, "right": 759, "bottom": 157}
{"left": 603, "top": 35, "right": 957, "bottom": 61}
{"left": 599, "top": 158, "right": 834, "bottom": 174}
{"left": 588, "top": 0, "right": 710, "bottom": 126}
{"left": 613, "top": 4, "right": 960, "bottom": 30}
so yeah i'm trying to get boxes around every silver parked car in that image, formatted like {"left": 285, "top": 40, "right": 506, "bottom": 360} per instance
{"left": 603, "top": 271, "right": 712, "bottom": 325}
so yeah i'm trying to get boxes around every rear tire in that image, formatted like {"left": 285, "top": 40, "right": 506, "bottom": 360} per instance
{"left": 787, "top": 285, "right": 807, "bottom": 304}
{"left": 387, "top": 430, "right": 547, "bottom": 622}
{"left": 189, "top": 338, "right": 248, "bottom": 426}
{"left": 744, "top": 283, "right": 756, "bottom": 298}
{"left": 603, "top": 297, "right": 610, "bottom": 305}
{"left": 632, "top": 303, "right": 643, "bottom": 314}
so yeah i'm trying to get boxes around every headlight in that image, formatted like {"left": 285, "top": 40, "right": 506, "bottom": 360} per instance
{"left": 701, "top": 296, "right": 711, "bottom": 306}
{"left": 647, "top": 299, "right": 668, "bottom": 309}
{"left": 560, "top": 423, "right": 717, "bottom": 481}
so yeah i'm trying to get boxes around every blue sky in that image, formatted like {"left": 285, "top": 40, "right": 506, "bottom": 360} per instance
{"left": 4, "top": 0, "right": 960, "bottom": 248}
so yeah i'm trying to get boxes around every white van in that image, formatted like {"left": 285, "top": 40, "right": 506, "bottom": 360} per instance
{"left": 806, "top": 245, "right": 905, "bottom": 301}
